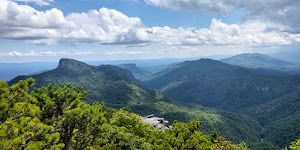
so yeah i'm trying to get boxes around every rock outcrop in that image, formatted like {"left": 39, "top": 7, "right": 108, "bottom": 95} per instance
{"left": 58, "top": 58, "right": 89, "bottom": 68}
{"left": 140, "top": 114, "right": 171, "bottom": 131}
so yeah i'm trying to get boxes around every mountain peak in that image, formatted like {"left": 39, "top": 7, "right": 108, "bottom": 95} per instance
{"left": 58, "top": 58, "right": 88, "bottom": 68}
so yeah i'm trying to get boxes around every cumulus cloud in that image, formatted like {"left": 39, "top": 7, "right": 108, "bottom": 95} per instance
{"left": 145, "top": 0, "right": 300, "bottom": 34}
{"left": 0, "top": 0, "right": 146, "bottom": 45}
{"left": 144, "top": 19, "right": 292, "bottom": 47}
{"left": 0, "top": 0, "right": 298, "bottom": 50}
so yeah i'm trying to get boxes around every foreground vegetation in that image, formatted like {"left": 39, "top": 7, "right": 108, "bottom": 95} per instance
{"left": 1, "top": 78, "right": 253, "bottom": 149}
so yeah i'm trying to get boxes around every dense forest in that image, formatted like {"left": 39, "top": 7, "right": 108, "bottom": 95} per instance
{"left": 143, "top": 58, "right": 300, "bottom": 149}
{"left": 1, "top": 78, "right": 255, "bottom": 149}
{"left": 8, "top": 58, "right": 267, "bottom": 148}
{"left": 5, "top": 58, "right": 300, "bottom": 149}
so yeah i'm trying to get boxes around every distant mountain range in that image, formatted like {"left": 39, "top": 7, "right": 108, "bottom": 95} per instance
{"left": 0, "top": 62, "right": 57, "bottom": 81}
{"left": 2, "top": 53, "right": 299, "bottom": 81}
{"left": 221, "top": 53, "right": 300, "bottom": 74}
{"left": 0, "top": 59, "right": 176, "bottom": 81}
{"left": 117, "top": 64, "right": 152, "bottom": 80}
{"left": 9, "top": 58, "right": 170, "bottom": 107}
{"left": 8, "top": 58, "right": 263, "bottom": 146}
{"left": 143, "top": 58, "right": 300, "bottom": 148}
{"left": 5, "top": 54, "right": 300, "bottom": 149}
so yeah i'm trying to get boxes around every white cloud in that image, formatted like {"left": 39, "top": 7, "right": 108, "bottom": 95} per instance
{"left": 143, "top": 19, "right": 291, "bottom": 47}
{"left": 145, "top": 0, "right": 300, "bottom": 34}
{"left": 0, "top": 0, "right": 146, "bottom": 45}
{"left": 8, "top": 51, "right": 23, "bottom": 56}
{"left": 145, "top": 0, "right": 232, "bottom": 15}
{"left": 0, "top": 0, "right": 298, "bottom": 52}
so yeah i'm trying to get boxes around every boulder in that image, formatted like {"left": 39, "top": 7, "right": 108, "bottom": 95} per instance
{"left": 140, "top": 114, "right": 171, "bottom": 131}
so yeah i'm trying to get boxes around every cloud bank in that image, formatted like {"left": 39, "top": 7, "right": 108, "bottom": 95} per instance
{"left": 0, "top": 0, "right": 298, "bottom": 50}
{"left": 145, "top": 0, "right": 300, "bottom": 34}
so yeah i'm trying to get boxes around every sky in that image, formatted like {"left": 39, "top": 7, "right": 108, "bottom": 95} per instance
{"left": 0, "top": 0, "right": 299, "bottom": 63}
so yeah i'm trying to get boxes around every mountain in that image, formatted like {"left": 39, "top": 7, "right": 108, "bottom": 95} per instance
{"left": 117, "top": 64, "right": 152, "bottom": 80}
{"left": 221, "top": 53, "right": 300, "bottom": 74}
{"left": 140, "top": 63, "right": 179, "bottom": 76}
{"left": 9, "top": 58, "right": 170, "bottom": 108}
{"left": 143, "top": 58, "right": 300, "bottom": 148}
{"left": 8, "top": 58, "right": 266, "bottom": 146}
{"left": 144, "top": 58, "right": 300, "bottom": 112}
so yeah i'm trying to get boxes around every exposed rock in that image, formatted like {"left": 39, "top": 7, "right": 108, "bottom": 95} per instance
{"left": 140, "top": 114, "right": 171, "bottom": 131}
{"left": 58, "top": 58, "right": 88, "bottom": 68}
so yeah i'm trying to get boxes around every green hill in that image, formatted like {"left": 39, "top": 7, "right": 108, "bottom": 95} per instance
{"left": 1, "top": 78, "right": 255, "bottom": 150}
{"left": 144, "top": 58, "right": 300, "bottom": 112}
{"left": 9, "top": 58, "right": 171, "bottom": 108}
{"left": 117, "top": 64, "right": 152, "bottom": 80}
{"left": 8, "top": 58, "right": 264, "bottom": 145}
{"left": 143, "top": 58, "right": 300, "bottom": 148}
{"left": 221, "top": 53, "right": 300, "bottom": 75}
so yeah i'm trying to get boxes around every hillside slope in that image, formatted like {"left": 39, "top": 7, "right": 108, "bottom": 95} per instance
{"left": 8, "top": 58, "right": 263, "bottom": 145}
{"left": 246, "top": 91, "right": 300, "bottom": 148}
{"left": 9, "top": 58, "right": 171, "bottom": 108}
{"left": 144, "top": 59, "right": 300, "bottom": 112}
{"left": 117, "top": 64, "right": 152, "bottom": 80}
{"left": 143, "top": 58, "right": 300, "bottom": 148}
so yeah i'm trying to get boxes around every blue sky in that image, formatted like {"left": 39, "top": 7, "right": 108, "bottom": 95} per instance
{"left": 0, "top": 0, "right": 299, "bottom": 62}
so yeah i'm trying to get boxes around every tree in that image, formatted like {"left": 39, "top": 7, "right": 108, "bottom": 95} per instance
{"left": 0, "top": 78, "right": 63, "bottom": 149}
{"left": 283, "top": 139, "right": 300, "bottom": 150}
{"left": 31, "top": 83, "right": 109, "bottom": 150}
{"left": 1, "top": 78, "right": 252, "bottom": 149}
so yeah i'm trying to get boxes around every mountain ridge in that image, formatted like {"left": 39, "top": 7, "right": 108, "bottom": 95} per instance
{"left": 8, "top": 58, "right": 266, "bottom": 147}
{"left": 143, "top": 57, "right": 300, "bottom": 148}
{"left": 221, "top": 53, "right": 300, "bottom": 74}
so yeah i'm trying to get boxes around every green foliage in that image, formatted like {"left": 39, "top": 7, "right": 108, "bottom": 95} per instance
{"left": 8, "top": 58, "right": 263, "bottom": 147}
{"left": 0, "top": 78, "right": 63, "bottom": 149}
{"left": 248, "top": 142, "right": 281, "bottom": 150}
{"left": 246, "top": 91, "right": 300, "bottom": 148}
{"left": 144, "top": 58, "right": 300, "bottom": 148}
{"left": 283, "top": 139, "right": 300, "bottom": 150}
{"left": 130, "top": 101, "right": 262, "bottom": 144}
{"left": 8, "top": 58, "right": 298, "bottom": 149}
{"left": 211, "top": 137, "right": 249, "bottom": 150}
{"left": 1, "top": 78, "right": 247, "bottom": 150}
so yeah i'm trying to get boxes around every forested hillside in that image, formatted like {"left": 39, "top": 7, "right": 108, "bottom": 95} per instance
{"left": 9, "top": 58, "right": 172, "bottom": 108}
{"left": 2, "top": 78, "right": 253, "bottom": 149}
{"left": 144, "top": 59, "right": 300, "bottom": 112}
{"left": 8, "top": 58, "right": 266, "bottom": 146}
{"left": 143, "top": 58, "right": 300, "bottom": 148}
{"left": 117, "top": 64, "right": 152, "bottom": 80}
{"left": 246, "top": 91, "right": 300, "bottom": 147}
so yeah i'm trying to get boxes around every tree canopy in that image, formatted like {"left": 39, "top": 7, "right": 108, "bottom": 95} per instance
{"left": 1, "top": 78, "right": 252, "bottom": 149}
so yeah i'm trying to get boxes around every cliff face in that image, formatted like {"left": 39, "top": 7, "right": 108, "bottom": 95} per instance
{"left": 58, "top": 58, "right": 89, "bottom": 68}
